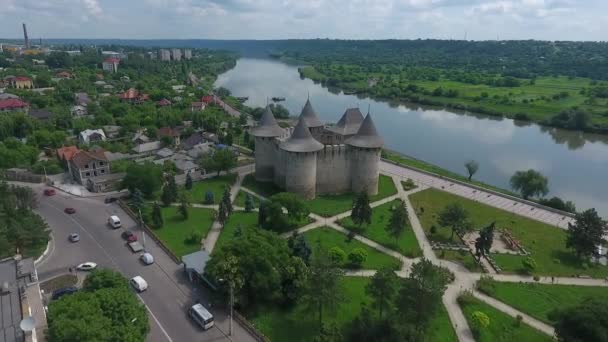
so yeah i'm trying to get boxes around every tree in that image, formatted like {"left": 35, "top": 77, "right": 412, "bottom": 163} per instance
{"left": 221, "top": 187, "right": 233, "bottom": 214}
{"left": 151, "top": 202, "right": 163, "bottom": 228}
{"left": 474, "top": 222, "right": 495, "bottom": 259}
{"left": 437, "top": 203, "right": 472, "bottom": 240}
{"left": 244, "top": 193, "right": 254, "bottom": 212}
{"left": 199, "top": 149, "right": 237, "bottom": 176}
{"left": 83, "top": 269, "right": 129, "bottom": 292}
{"left": 161, "top": 175, "right": 178, "bottom": 207}
{"left": 465, "top": 160, "right": 479, "bottom": 181}
{"left": 46, "top": 51, "right": 72, "bottom": 68}
{"left": 259, "top": 200, "right": 290, "bottom": 232}
{"left": 328, "top": 246, "right": 346, "bottom": 265}
{"left": 366, "top": 267, "right": 399, "bottom": 318}
{"left": 122, "top": 163, "right": 163, "bottom": 199}
{"left": 510, "top": 169, "right": 549, "bottom": 200}
{"left": 178, "top": 192, "right": 190, "bottom": 220}
{"left": 130, "top": 188, "right": 145, "bottom": 213}
{"left": 551, "top": 297, "right": 608, "bottom": 342}
{"left": 351, "top": 192, "right": 372, "bottom": 228}
{"left": 522, "top": 256, "right": 537, "bottom": 274}
{"left": 213, "top": 254, "right": 244, "bottom": 305}
{"left": 566, "top": 208, "right": 607, "bottom": 260}
{"left": 270, "top": 192, "right": 309, "bottom": 221}
{"left": 303, "top": 242, "right": 345, "bottom": 329}
{"left": 386, "top": 199, "right": 408, "bottom": 243}
{"left": 185, "top": 172, "right": 193, "bottom": 190}
{"left": 313, "top": 323, "right": 343, "bottom": 342}
{"left": 204, "top": 190, "right": 214, "bottom": 204}
{"left": 218, "top": 200, "right": 228, "bottom": 226}
{"left": 288, "top": 232, "right": 312, "bottom": 265}
{"left": 470, "top": 311, "right": 490, "bottom": 335}
{"left": 348, "top": 248, "right": 368, "bottom": 268}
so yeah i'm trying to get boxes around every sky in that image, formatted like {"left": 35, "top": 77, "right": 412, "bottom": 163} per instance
{"left": 1, "top": 0, "right": 607, "bottom": 41}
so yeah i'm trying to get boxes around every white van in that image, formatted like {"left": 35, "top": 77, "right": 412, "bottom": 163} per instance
{"left": 108, "top": 215, "right": 121, "bottom": 229}
{"left": 130, "top": 276, "right": 148, "bottom": 292}
{"left": 189, "top": 303, "right": 214, "bottom": 330}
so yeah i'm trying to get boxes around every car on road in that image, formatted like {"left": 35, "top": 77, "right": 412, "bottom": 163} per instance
{"left": 140, "top": 252, "right": 154, "bottom": 265}
{"left": 130, "top": 276, "right": 148, "bottom": 292}
{"left": 104, "top": 197, "right": 118, "bottom": 204}
{"left": 76, "top": 262, "right": 97, "bottom": 271}
{"left": 64, "top": 207, "right": 76, "bottom": 214}
{"left": 51, "top": 286, "right": 78, "bottom": 300}
{"left": 44, "top": 189, "right": 56, "bottom": 196}
{"left": 69, "top": 233, "right": 80, "bottom": 242}
{"left": 108, "top": 215, "right": 121, "bottom": 229}
{"left": 121, "top": 230, "right": 137, "bottom": 242}
{"left": 189, "top": 303, "right": 214, "bottom": 330}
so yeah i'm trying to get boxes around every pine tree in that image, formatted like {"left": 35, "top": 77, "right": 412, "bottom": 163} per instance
{"left": 185, "top": 172, "right": 193, "bottom": 190}
{"left": 178, "top": 193, "right": 190, "bottom": 220}
{"left": 351, "top": 192, "right": 372, "bottom": 228}
{"left": 218, "top": 200, "right": 228, "bottom": 226}
{"left": 386, "top": 199, "right": 408, "bottom": 243}
{"left": 258, "top": 201, "right": 267, "bottom": 227}
{"left": 222, "top": 187, "right": 233, "bottom": 214}
{"left": 244, "top": 193, "right": 254, "bottom": 212}
{"left": 151, "top": 202, "right": 163, "bottom": 228}
{"left": 131, "top": 188, "right": 145, "bottom": 212}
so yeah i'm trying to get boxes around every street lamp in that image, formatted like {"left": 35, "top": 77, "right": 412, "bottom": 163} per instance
{"left": 218, "top": 278, "right": 234, "bottom": 336}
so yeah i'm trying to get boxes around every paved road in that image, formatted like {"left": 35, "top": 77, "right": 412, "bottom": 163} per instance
{"left": 33, "top": 184, "right": 255, "bottom": 342}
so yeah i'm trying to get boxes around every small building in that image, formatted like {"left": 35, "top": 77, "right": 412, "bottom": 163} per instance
{"left": 156, "top": 147, "right": 174, "bottom": 159}
{"left": 69, "top": 148, "right": 110, "bottom": 185}
{"left": 57, "top": 145, "right": 80, "bottom": 163}
{"left": 190, "top": 101, "right": 206, "bottom": 112}
{"left": 79, "top": 129, "right": 107, "bottom": 144}
{"left": 74, "top": 92, "right": 91, "bottom": 106}
{"left": 132, "top": 131, "right": 150, "bottom": 145}
{"left": 102, "top": 57, "right": 120, "bottom": 73}
{"left": 93, "top": 80, "right": 106, "bottom": 86}
{"left": 201, "top": 95, "right": 216, "bottom": 104}
{"left": 0, "top": 93, "right": 19, "bottom": 100}
{"left": 201, "top": 132, "right": 219, "bottom": 144}
{"left": 119, "top": 88, "right": 149, "bottom": 104}
{"left": 103, "top": 125, "right": 122, "bottom": 139}
{"left": 71, "top": 105, "right": 87, "bottom": 117}
{"left": 0, "top": 98, "right": 29, "bottom": 112}
{"left": 157, "top": 98, "right": 172, "bottom": 107}
{"left": 55, "top": 71, "right": 72, "bottom": 79}
{"left": 171, "top": 85, "right": 186, "bottom": 92}
{"left": 86, "top": 172, "right": 125, "bottom": 193}
{"left": 186, "top": 142, "right": 213, "bottom": 159}
{"left": 132, "top": 141, "right": 162, "bottom": 155}
{"left": 182, "top": 250, "right": 212, "bottom": 286}
{"left": 29, "top": 109, "right": 54, "bottom": 121}
{"left": 120, "top": 75, "right": 130, "bottom": 82}
{"left": 181, "top": 132, "right": 205, "bottom": 150}
{"left": 8, "top": 76, "right": 33, "bottom": 89}
{"left": 158, "top": 127, "right": 181, "bottom": 146}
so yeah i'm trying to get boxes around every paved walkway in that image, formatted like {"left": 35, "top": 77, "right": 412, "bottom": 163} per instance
{"left": 203, "top": 173, "right": 245, "bottom": 253}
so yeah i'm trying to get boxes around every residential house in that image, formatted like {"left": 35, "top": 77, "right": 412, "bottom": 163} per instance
{"left": 156, "top": 148, "right": 174, "bottom": 159}
{"left": 201, "top": 132, "right": 219, "bottom": 144}
{"left": 0, "top": 98, "right": 29, "bottom": 112}
{"left": 103, "top": 125, "right": 121, "bottom": 139}
{"left": 201, "top": 95, "right": 216, "bottom": 105}
{"left": 158, "top": 127, "right": 181, "bottom": 145}
{"left": 157, "top": 98, "right": 172, "bottom": 107}
{"left": 57, "top": 145, "right": 80, "bottom": 164}
{"left": 120, "top": 75, "right": 130, "bottom": 82}
{"left": 0, "top": 93, "right": 19, "bottom": 100}
{"left": 119, "top": 88, "right": 149, "bottom": 104}
{"left": 29, "top": 109, "right": 54, "bottom": 121}
{"left": 186, "top": 142, "right": 213, "bottom": 159}
{"left": 154, "top": 152, "right": 198, "bottom": 175}
{"left": 74, "top": 92, "right": 91, "bottom": 106}
{"left": 181, "top": 132, "right": 205, "bottom": 150}
{"left": 86, "top": 172, "right": 125, "bottom": 193}
{"left": 55, "top": 71, "right": 72, "bottom": 79}
{"left": 102, "top": 57, "right": 120, "bottom": 73}
{"left": 191, "top": 101, "right": 206, "bottom": 112}
{"left": 171, "top": 85, "right": 186, "bottom": 93}
{"left": 79, "top": 129, "right": 107, "bottom": 144}
{"left": 69, "top": 148, "right": 110, "bottom": 185}
{"left": 8, "top": 76, "right": 33, "bottom": 89}
{"left": 71, "top": 105, "right": 88, "bottom": 117}
{"left": 132, "top": 130, "right": 150, "bottom": 145}
{"left": 132, "top": 141, "right": 162, "bottom": 156}
{"left": 93, "top": 80, "right": 106, "bottom": 87}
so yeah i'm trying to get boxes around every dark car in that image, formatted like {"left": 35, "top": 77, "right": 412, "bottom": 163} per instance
{"left": 44, "top": 189, "right": 56, "bottom": 196}
{"left": 64, "top": 207, "right": 76, "bottom": 214}
{"left": 121, "top": 230, "right": 137, "bottom": 242}
{"left": 51, "top": 286, "right": 78, "bottom": 300}
{"left": 104, "top": 197, "right": 117, "bottom": 204}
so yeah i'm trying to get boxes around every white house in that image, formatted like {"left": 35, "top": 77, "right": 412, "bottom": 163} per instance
{"left": 79, "top": 129, "right": 107, "bottom": 144}
{"left": 71, "top": 105, "right": 88, "bottom": 117}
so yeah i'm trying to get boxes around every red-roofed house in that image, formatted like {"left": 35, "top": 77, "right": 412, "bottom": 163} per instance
{"left": 201, "top": 95, "right": 216, "bottom": 104}
{"left": 102, "top": 57, "right": 120, "bottom": 73}
{"left": 119, "top": 88, "right": 150, "bottom": 104}
{"left": 191, "top": 101, "right": 206, "bottom": 112}
{"left": 0, "top": 98, "right": 29, "bottom": 112}
{"left": 157, "top": 98, "right": 172, "bottom": 107}
{"left": 8, "top": 76, "right": 33, "bottom": 89}
{"left": 57, "top": 145, "right": 80, "bottom": 162}
{"left": 69, "top": 148, "right": 110, "bottom": 185}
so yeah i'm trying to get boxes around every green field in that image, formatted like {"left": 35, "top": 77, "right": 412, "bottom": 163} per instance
{"left": 338, "top": 200, "right": 422, "bottom": 258}
{"left": 410, "top": 188, "right": 608, "bottom": 277}
{"left": 188, "top": 174, "right": 237, "bottom": 204}
{"left": 251, "top": 276, "right": 457, "bottom": 342}
{"left": 153, "top": 207, "right": 215, "bottom": 257}
{"left": 213, "top": 211, "right": 258, "bottom": 253}
{"left": 477, "top": 279, "right": 608, "bottom": 324}
{"left": 458, "top": 294, "right": 553, "bottom": 342}
{"left": 437, "top": 249, "right": 483, "bottom": 272}
{"left": 303, "top": 227, "right": 401, "bottom": 270}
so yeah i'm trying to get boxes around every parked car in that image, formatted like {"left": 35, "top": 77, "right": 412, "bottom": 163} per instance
{"left": 108, "top": 215, "right": 121, "bottom": 229}
{"left": 44, "top": 189, "right": 56, "bottom": 196}
{"left": 140, "top": 252, "right": 154, "bottom": 265}
{"left": 64, "top": 207, "right": 76, "bottom": 214}
{"left": 76, "top": 262, "right": 97, "bottom": 271}
{"left": 104, "top": 197, "right": 117, "bottom": 204}
{"left": 130, "top": 276, "right": 148, "bottom": 292}
{"left": 51, "top": 286, "right": 78, "bottom": 300}
{"left": 69, "top": 233, "right": 80, "bottom": 242}
{"left": 121, "top": 231, "right": 137, "bottom": 242}
{"left": 189, "top": 303, "right": 215, "bottom": 330}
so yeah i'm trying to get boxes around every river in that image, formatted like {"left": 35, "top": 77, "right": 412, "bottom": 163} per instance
{"left": 215, "top": 58, "right": 608, "bottom": 216}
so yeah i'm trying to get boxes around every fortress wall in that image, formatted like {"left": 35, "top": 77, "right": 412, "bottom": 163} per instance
{"left": 350, "top": 146, "right": 381, "bottom": 195}
{"left": 254, "top": 137, "right": 277, "bottom": 182}
{"left": 273, "top": 146, "right": 287, "bottom": 189}
{"left": 284, "top": 151, "right": 318, "bottom": 200}
{"left": 316, "top": 144, "right": 351, "bottom": 195}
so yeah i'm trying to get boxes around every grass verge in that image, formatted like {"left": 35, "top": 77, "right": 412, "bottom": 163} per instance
{"left": 154, "top": 207, "right": 215, "bottom": 257}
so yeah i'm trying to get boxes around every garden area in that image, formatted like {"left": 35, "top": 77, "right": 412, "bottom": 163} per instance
{"left": 188, "top": 174, "right": 237, "bottom": 204}
{"left": 338, "top": 200, "right": 422, "bottom": 258}
{"left": 302, "top": 227, "right": 402, "bottom": 270}
{"left": 250, "top": 276, "right": 457, "bottom": 342}
{"left": 234, "top": 190, "right": 261, "bottom": 209}
{"left": 458, "top": 294, "right": 552, "bottom": 342}
{"left": 477, "top": 278, "right": 608, "bottom": 324}
{"left": 410, "top": 188, "right": 608, "bottom": 278}
{"left": 437, "top": 249, "right": 483, "bottom": 272}
{"left": 152, "top": 207, "right": 215, "bottom": 257}
{"left": 213, "top": 211, "right": 258, "bottom": 253}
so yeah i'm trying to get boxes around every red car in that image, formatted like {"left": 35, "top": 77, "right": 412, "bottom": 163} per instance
{"left": 64, "top": 207, "right": 76, "bottom": 214}
{"left": 44, "top": 189, "right": 56, "bottom": 196}
{"left": 121, "top": 230, "right": 138, "bottom": 243}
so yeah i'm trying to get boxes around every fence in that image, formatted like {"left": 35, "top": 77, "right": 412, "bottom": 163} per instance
{"left": 234, "top": 311, "right": 270, "bottom": 342}
{"left": 4, "top": 168, "right": 45, "bottom": 183}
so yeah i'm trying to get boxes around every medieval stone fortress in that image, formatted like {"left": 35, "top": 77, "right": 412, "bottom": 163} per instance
{"left": 251, "top": 99, "right": 384, "bottom": 199}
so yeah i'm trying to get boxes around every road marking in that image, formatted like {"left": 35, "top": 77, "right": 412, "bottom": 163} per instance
{"left": 35, "top": 233, "right": 55, "bottom": 268}
{"left": 138, "top": 294, "right": 173, "bottom": 342}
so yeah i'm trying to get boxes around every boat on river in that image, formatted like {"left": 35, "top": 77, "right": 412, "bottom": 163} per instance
{"left": 272, "top": 97, "right": 286, "bottom": 102}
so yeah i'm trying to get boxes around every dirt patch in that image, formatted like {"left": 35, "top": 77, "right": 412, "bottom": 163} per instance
{"left": 40, "top": 274, "right": 78, "bottom": 294}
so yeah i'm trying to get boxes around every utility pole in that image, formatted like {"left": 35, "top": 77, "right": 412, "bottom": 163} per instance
{"left": 229, "top": 282, "right": 233, "bottom": 336}
{"left": 138, "top": 208, "right": 146, "bottom": 250}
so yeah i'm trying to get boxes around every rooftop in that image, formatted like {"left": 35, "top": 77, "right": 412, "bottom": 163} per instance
{"left": 0, "top": 257, "right": 38, "bottom": 342}
{"left": 325, "top": 108, "right": 364, "bottom": 136}
{"left": 345, "top": 113, "right": 384, "bottom": 149}
{"left": 279, "top": 116, "right": 324, "bottom": 153}
{"left": 71, "top": 148, "right": 108, "bottom": 168}
{"left": 300, "top": 99, "right": 323, "bottom": 128}
{"left": 251, "top": 106, "right": 284, "bottom": 138}
{"left": 56, "top": 145, "right": 80, "bottom": 161}
{"left": 0, "top": 99, "right": 29, "bottom": 110}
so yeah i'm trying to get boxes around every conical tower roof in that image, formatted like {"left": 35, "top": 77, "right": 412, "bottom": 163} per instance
{"left": 279, "top": 117, "right": 324, "bottom": 153}
{"left": 326, "top": 108, "right": 364, "bottom": 136}
{"left": 300, "top": 99, "right": 323, "bottom": 128}
{"left": 346, "top": 113, "right": 384, "bottom": 148}
{"left": 251, "top": 105, "right": 284, "bottom": 137}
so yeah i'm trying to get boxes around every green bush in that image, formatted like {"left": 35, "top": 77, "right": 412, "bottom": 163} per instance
{"left": 31, "top": 160, "right": 63, "bottom": 175}
{"left": 348, "top": 248, "right": 368, "bottom": 268}
{"left": 329, "top": 246, "right": 346, "bottom": 265}
{"left": 184, "top": 231, "right": 202, "bottom": 245}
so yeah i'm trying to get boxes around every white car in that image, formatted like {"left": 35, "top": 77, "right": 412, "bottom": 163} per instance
{"left": 140, "top": 252, "right": 154, "bottom": 265}
{"left": 76, "top": 262, "right": 97, "bottom": 271}
{"left": 130, "top": 276, "right": 148, "bottom": 292}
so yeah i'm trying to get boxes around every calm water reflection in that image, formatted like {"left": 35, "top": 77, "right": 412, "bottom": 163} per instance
{"left": 215, "top": 58, "right": 608, "bottom": 216}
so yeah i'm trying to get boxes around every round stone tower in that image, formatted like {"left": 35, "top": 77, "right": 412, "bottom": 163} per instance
{"left": 279, "top": 116, "right": 324, "bottom": 199}
{"left": 251, "top": 106, "right": 284, "bottom": 182}
{"left": 346, "top": 113, "right": 384, "bottom": 195}
{"left": 300, "top": 98, "right": 324, "bottom": 138}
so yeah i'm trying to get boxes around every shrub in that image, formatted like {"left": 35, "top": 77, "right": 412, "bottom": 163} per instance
{"left": 185, "top": 231, "right": 202, "bottom": 245}
{"left": 477, "top": 276, "right": 495, "bottom": 295}
{"left": 328, "top": 247, "right": 346, "bottom": 265}
{"left": 348, "top": 248, "right": 368, "bottom": 268}
{"left": 515, "top": 314, "right": 523, "bottom": 327}
{"left": 470, "top": 311, "right": 490, "bottom": 336}
{"left": 402, "top": 178, "right": 417, "bottom": 191}
{"left": 204, "top": 191, "right": 214, "bottom": 204}
{"left": 522, "top": 256, "right": 537, "bottom": 274}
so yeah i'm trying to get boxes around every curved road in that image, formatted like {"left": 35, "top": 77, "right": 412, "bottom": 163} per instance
{"left": 32, "top": 183, "right": 255, "bottom": 342}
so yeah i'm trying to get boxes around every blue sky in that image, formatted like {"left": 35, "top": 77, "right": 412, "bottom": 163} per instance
{"left": 1, "top": 0, "right": 606, "bottom": 41}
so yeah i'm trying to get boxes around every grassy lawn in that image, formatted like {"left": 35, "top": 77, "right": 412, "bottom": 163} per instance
{"left": 338, "top": 200, "right": 422, "bottom": 258}
{"left": 458, "top": 294, "right": 553, "bottom": 342}
{"left": 153, "top": 207, "right": 215, "bottom": 257}
{"left": 477, "top": 279, "right": 608, "bottom": 324}
{"left": 40, "top": 274, "right": 78, "bottom": 294}
{"left": 307, "top": 174, "right": 398, "bottom": 217}
{"left": 437, "top": 249, "right": 483, "bottom": 272}
{"left": 302, "top": 227, "right": 401, "bottom": 270}
{"left": 242, "top": 174, "right": 281, "bottom": 198}
{"left": 251, "top": 276, "right": 456, "bottom": 342}
{"left": 213, "top": 211, "right": 258, "bottom": 253}
{"left": 188, "top": 174, "right": 237, "bottom": 204}
{"left": 410, "top": 188, "right": 608, "bottom": 278}
{"left": 233, "top": 190, "right": 261, "bottom": 209}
